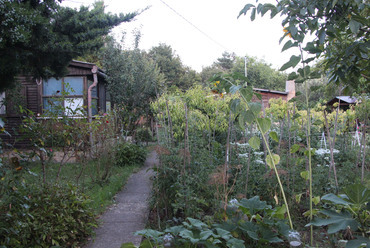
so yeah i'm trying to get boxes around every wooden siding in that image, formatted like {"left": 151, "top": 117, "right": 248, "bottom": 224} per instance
{"left": 252, "top": 91, "right": 288, "bottom": 110}
{"left": 1, "top": 61, "right": 107, "bottom": 148}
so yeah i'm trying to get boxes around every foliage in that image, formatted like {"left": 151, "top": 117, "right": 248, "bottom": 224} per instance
{"left": 103, "top": 37, "right": 163, "bottom": 132}
{"left": 308, "top": 184, "right": 369, "bottom": 248}
{"left": 238, "top": 0, "right": 369, "bottom": 92}
{"left": 0, "top": 181, "right": 97, "bottom": 247}
{"left": 151, "top": 84, "right": 233, "bottom": 142}
{"left": 135, "top": 127, "right": 153, "bottom": 144}
{"left": 231, "top": 56, "right": 287, "bottom": 92}
{"left": 200, "top": 55, "right": 287, "bottom": 92}
{"left": 123, "top": 196, "right": 292, "bottom": 248}
{"left": 114, "top": 142, "right": 147, "bottom": 167}
{"left": 148, "top": 43, "right": 199, "bottom": 91}
{"left": 0, "top": 0, "right": 136, "bottom": 91}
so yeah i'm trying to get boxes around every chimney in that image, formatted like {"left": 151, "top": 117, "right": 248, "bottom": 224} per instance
{"left": 286, "top": 80, "right": 295, "bottom": 101}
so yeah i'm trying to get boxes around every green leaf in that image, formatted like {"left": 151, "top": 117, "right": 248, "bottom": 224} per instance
{"left": 343, "top": 184, "right": 370, "bottom": 205}
{"left": 249, "top": 136, "right": 260, "bottom": 150}
{"left": 308, "top": 210, "right": 360, "bottom": 234}
{"left": 349, "top": 20, "right": 361, "bottom": 34}
{"left": 239, "top": 196, "right": 270, "bottom": 215}
{"left": 321, "top": 193, "right": 350, "bottom": 205}
{"left": 239, "top": 222, "right": 259, "bottom": 240}
{"left": 312, "top": 196, "right": 320, "bottom": 205}
{"left": 287, "top": 72, "right": 299, "bottom": 80}
{"left": 269, "top": 131, "right": 279, "bottom": 142}
{"left": 266, "top": 154, "right": 280, "bottom": 168}
{"left": 346, "top": 237, "right": 370, "bottom": 248}
{"left": 187, "top": 217, "right": 207, "bottom": 229}
{"left": 248, "top": 102, "right": 261, "bottom": 115}
{"left": 179, "top": 229, "right": 200, "bottom": 244}
{"left": 240, "top": 86, "right": 253, "bottom": 102}
{"left": 226, "top": 238, "right": 245, "bottom": 248}
{"left": 290, "top": 144, "right": 301, "bottom": 153}
{"left": 250, "top": 8, "right": 256, "bottom": 21}
{"left": 282, "top": 40, "right": 294, "bottom": 52}
{"left": 230, "top": 85, "right": 242, "bottom": 94}
{"left": 243, "top": 110, "right": 255, "bottom": 124}
{"left": 300, "top": 171, "right": 310, "bottom": 180}
{"left": 238, "top": 4, "right": 255, "bottom": 17}
{"left": 279, "top": 55, "right": 301, "bottom": 71}
{"left": 199, "top": 230, "right": 213, "bottom": 240}
{"left": 215, "top": 228, "right": 232, "bottom": 240}
{"left": 120, "top": 243, "right": 136, "bottom": 248}
{"left": 257, "top": 118, "right": 271, "bottom": 134}
{"left": 230, "top": 99, "right": 241, "bottom": 114}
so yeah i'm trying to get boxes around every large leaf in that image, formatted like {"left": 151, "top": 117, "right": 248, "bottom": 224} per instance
{"left": 239, "top": 86, "right": 253, "bottom": 102}
{"left": 226, "top": 238, "right": 245, "bottom": 248}
{"left": 257, "top": 118, "right": 271, "bottom": 134}
{"left": 239, "top": 222, "right": 259, "bottom": 240}
{"left": 248, "top": 136, "right": 260, "bottom": 150}
{"left": 321, "top": 193, "right": 350, "bottom": 206}
{"left": 187, "top": 217, "right": 207, "bottom": 229}
{"left": 280, "top": 55, "right": 301, "bottom": 71}
{"left": 230, "top": 98, "right": 241, "bottom": 114}
{"left": 266, "top": 154, "right": 280, "bottom": 169}
{"left": 269, "top": 131, "right": 279, "bottom": 142}
{"left": 346, "top": 236, "right": 370, "bottom": 248}
{"left": 248, "top": 102, "right": 261, "bottom": 115}
{"left": 179, "top": 229, "right": 200, "bottom": 244}
{"left": 307, "top": 210, "right": 359, "bottom": 234}
{"left": 343, "top": 184, "right": 370, "bottom": 205}
{"left": 243, "top": 110, "right": 255, "bottom": 124}
{"left": 230, "top": 85, "right": 242, "bottom": 94}
{"left": 238, "top": 196, "right": 271, "bottom": 215}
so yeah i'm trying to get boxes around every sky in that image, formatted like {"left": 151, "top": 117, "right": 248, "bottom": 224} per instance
{"left": 62, "top": 0, "right": 299, "bottom": 72}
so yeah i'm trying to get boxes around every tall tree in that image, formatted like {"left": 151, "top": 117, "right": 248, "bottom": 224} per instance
{"left": 201, "top": 55, "right": 287, "bottom": 91}
{"left": 215, "top": 51, "right": 236, "bottom": 71}
{"left": 102, "top": 37, "right": 164, "bottom": 131}
{"left": 148, "top": 43, "right": 188, "bottom": 90}
{"left": 232, "top": 56, "right": 287, "bottom": 91}
{"left": 0, "top": 0, "right": 136, "bottom": 91}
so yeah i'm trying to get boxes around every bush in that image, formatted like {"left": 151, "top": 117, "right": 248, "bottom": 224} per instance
{"left": 135, "top": 127, "right": 153, "bottom": 144}
{"left": 0, "top": 182, "right": 97, "bottom": 248}
{"left": 114, "top": 142, "right": 147, "bottom": 167}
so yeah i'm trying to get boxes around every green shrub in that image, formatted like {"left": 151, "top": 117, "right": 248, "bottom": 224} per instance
{"left": 114, "top": 142, "right": 147, "bottom": 167}
{"left": 135, "top": 127, "right": 153, "bottom": 144}
{"left": 0, "top": 182, "right": 97, "bottom": 248}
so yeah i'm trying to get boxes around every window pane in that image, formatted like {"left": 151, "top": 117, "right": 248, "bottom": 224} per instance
{"left": 43, "top": 78, "right": 62, "bottom": 96}
{"left": 106, "top": 101, "right": 111, "bottom": 112}
{"left": 0, "top": 92, "right": 5, "bottom": 114}
{"left": 64, "top": 77, "right": 83, "bottom": 95}
{"left": 43, "top": 98, "right": 63, "bottom": 115}
{"left": 88, "top": 81, "right": 98, "bottom": 98}
{"left": 64, "top": 98, "right": 84, "bottom": 116}
{"left": 92, "top": 99, "right": 98, "bottom": 116}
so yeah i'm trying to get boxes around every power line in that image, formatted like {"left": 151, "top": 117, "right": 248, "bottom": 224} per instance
{"left": 158, "top": 0, "right": 232, "bottom": 53}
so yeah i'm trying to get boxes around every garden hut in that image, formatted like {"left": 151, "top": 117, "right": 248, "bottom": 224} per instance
{"left": 0, "top": 60, "right": 110, "bottom": 147}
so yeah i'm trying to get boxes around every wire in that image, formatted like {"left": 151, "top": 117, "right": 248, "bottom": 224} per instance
{"left": 158, "top": 0, "right": 232, "bottom": 53}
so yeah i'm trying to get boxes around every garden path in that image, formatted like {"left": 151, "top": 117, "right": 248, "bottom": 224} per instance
{"left": 84, "top": 150, "right": 157, "bottom": 248}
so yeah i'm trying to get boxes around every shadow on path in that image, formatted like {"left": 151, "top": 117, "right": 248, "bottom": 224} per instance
{"left": 84, "top": 150, "right": 157, "bottom": 248}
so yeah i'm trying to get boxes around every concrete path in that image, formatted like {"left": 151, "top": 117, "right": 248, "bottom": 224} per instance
{"left": 84, "top": 150, "right": 157, "bottom": 248}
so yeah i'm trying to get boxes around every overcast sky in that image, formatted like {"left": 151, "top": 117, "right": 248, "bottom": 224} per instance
{"left": 62, "top": 0, "right": 299, "bottom": 72}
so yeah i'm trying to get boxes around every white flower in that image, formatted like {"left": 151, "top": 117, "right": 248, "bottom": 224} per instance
{"left": 228, "top": 198, "right": 239, "bottom": 207}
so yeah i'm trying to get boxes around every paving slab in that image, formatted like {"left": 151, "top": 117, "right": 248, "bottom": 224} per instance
{"left": 84, "top": 150, "right": 157, "bottom": 248}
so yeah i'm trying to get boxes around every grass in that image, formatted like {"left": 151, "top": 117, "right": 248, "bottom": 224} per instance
{"left": 20, "top": 151, "right": 144, "bottom": 214}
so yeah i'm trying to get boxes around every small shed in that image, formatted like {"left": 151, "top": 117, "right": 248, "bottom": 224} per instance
{"left": 0, "top": 60, "right": 110, "bottom": 147}
{"left": 326, "top": 96, "right": 357, "bottom": 111}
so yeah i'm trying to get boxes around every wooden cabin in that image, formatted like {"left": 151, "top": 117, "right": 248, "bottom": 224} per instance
{"left": 0, "top": 60, "right": 110, "bottom": 147}
{"left": 253, "top": 80, "right": 296, "bottom": 109}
